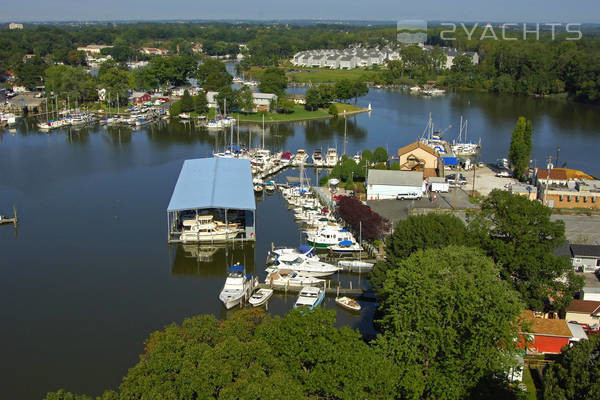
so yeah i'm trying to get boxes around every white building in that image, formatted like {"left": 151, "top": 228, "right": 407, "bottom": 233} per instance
{"left": 77, "top": 44, "right": 113, "bottom": 55}
{"left": 206, "top": 91, "right": 277, "bottom": 112}
{"left": 9, "top": 23, "right": 23, "bottom": 30}
{"left": 570, "top": 244, "right": 600, "bottom": 272}
{"left": 366, "top": 170, "right": 424, "bottom": 200}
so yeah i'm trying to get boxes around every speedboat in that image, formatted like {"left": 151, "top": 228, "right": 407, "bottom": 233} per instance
{"left": 254, "top": 185, "right": 263, "bottom": 193}
{"left": 219, "top": 264, "right": 254, "bottom": 309}
{"left": 328, "top": 240, "right": 363, "bottom": 254}
{"left": 335, "top": 296, "right": 361, "bottom": 312}
{"left": 265, "top": 269, "right": 324, "bottom": 288}
{"left": 248, "top": 288, "right": 273, "bottom": 307}
{"left": 280, "top": 152, "right": 293, "bottom": 165}
{"left": 266, "top": 253, "right": 339, "bottom": 277}
{"left": 268, "top": 245, "right": 320, "bottom": 263}
{"left": 265, "top": 181, "right": 276, "bottom": 192}
{"left": 294, "top": 286, "right": 325, "bottom": 310}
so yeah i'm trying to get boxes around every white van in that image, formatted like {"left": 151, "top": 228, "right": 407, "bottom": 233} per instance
{"left": 396, "top": 191, "right": 422, "bottom": 200}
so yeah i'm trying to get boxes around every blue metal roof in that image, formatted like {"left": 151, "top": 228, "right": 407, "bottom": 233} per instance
{"left": 167, "top": 158, "right": 256, "bottom": 212}
{"left": 442, "top": 157, "right": 458, "bottom": 166}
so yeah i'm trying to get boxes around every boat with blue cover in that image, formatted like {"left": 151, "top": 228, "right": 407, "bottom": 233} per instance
{"left": 294, "top": 286, "right": 325, "bottom": 310}
{"left": 219, "top": 264, "right": 255, "bottom": 309}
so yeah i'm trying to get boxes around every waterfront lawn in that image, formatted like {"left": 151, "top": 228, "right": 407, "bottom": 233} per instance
{"left": 237, "top": 106, "right": 330, "bottom": 122}
{"left": 332, "top": 102, "right": 365, "bottom": 114}
{"left": 288, "top": 68, "right": 380, "bottom": 83}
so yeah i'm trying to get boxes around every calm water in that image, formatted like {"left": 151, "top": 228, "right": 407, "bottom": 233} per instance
{"left": 1, "top": 89, "right": 599, "bottom": 399}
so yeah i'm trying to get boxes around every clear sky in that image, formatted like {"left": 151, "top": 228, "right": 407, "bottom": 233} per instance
{"left": 2, "top": 0, "right": 599, "bottom": 23}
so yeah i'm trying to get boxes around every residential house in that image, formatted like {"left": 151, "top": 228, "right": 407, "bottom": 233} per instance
{"left": 77, "top": 44, "right": 113, "bottom": 56}
{"left": 140, "top": 47, "right": 169, "bottom": 56}
{"left": 519, "top": 310, "right": 585, "bottom": 354}
{"left": 565, "top": 300, "right": 600, "bottom": 327}
{"left": 130, "top": 92, "right": 152, "bottom": 104}
{"left": 339, "top": 56, "right": 356, "bottom": 69}
{"left": 397, "top": 141, "right": 439, "bottom": 177}
{"left": 252, "top": 92, "right": 277, "bottom": 111}
{"left": 191, "top": 43, "right": 203, "bottom": 54}
{"left": 326, "top": 56, "right": 340, "bottom": 69}
{"left": 9, "top": 23, "right": 23, "bottom": 30}
{"left": 367, "top": 170, "right": 424, "bottom": 200}
{"left": 570, "top": 244, "right": 600, "bottom": 272}
{"left": 582, "top": 287, "right": 600, "bottom": 302}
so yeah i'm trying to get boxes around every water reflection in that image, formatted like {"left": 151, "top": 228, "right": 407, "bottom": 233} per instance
{"left": 171, "top": 243, "right": 256, "bottom": 276}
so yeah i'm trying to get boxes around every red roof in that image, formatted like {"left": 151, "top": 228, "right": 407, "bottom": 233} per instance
{"left": 536, "top": 168, "right": 568, "bottom": 180}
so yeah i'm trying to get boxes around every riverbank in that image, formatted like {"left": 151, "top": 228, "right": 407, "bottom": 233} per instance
{"left": 237, "top": 102, "right": 368, "bottom": 123}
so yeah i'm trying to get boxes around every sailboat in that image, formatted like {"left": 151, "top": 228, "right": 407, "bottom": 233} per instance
{"left": 451, "top": 116, "right": 480, "bottom": 156}
{"left": 419, "top": 113, "right": 448, "bottom": 155}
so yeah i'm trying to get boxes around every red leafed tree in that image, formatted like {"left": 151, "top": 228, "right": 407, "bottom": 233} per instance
{"left": 336, "top": 196, "right": 390, "bottom": 240}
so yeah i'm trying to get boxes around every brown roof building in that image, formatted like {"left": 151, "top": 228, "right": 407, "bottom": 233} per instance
{"left": 397, "top": 141, "right": 439, "bottom": 172}
{"left": 565, "top": 300, "right": 600, "bottom": 327}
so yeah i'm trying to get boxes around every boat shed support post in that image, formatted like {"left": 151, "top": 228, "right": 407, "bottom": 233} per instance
{"left": 225, "top": 208, "right": 228, "bottom": 239}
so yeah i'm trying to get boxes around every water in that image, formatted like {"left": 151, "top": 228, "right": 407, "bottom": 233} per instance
{"left": 1, "top": 90, "right": 599, "bottom": 399}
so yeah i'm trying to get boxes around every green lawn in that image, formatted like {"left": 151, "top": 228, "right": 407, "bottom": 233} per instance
{"left": 288, "top": 68, "right": 380, "bottom": 83}
{"left": 522, "top": 367, "right": 540, "bottom": 400}
{"left": 237, "top": 106, "right": 331, "bottom": 123}
{"left": 331, "top": 102, "right": 366, "bottom": 114}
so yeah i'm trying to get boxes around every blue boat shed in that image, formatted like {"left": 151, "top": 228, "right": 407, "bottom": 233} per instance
{"left": 167, "top": 157, "right": 256, "bottom": 242}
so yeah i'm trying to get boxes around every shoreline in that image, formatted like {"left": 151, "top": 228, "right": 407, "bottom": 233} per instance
{"left": 237, "top": 108, "right": 370, "bottom": 124}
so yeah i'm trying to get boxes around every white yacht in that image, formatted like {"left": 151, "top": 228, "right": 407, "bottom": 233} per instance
{"left": 325, "top": 148, "right": 338, "bottom": 167}
{"left": 268, "top": 245, "right": 320, "bottom": 263}
{"left": 265, "top": 269, "right": 324, "bottom": 288}
{"left": 292, "top": 149, "right": 309, "bottom": 166}
{"left": 306, "top": 226, "right": 355, "bottom": 249}
{"left": 266, "top": 253, "right": 339, "bottom": 277}
{"left": 219, "top": 264, "right": 254, "bottom": 309}
{"left": 179, "top": 215, "right": 240, "bottom": 243}
{"left": 294, "top": 286, "right": 325, "bottom": 310}
{"left": 312, "top": 149, "right": 323, "bottom": 166}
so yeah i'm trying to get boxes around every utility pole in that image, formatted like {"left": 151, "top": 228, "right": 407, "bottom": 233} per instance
{"left": 471, "top": 165, "right": 476, "bottom": 198}
{"left": 343, "top": 110, "right": 347, "bottom": 156}
{"left": 544, "top": 156, "right": 552, "bottom": 206}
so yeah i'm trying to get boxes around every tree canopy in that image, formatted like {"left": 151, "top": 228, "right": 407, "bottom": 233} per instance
{"left": 375, "top": 246, "right": 523, "bottom": 400}
{"left": 371, "top": 213, "right": 469, "bottom": 292}
{"left": 468, "top": 189, "right": 583, "bottom": 311}
{"left": 508, "top": 116, "right": 533, "bottom": 180}
{"left": 195, "top": 59, "right": 233, "bottom": 91}
{"left": 46, "top": 308, "right": 399, "bottom": 400}
{"left": 543, "top": 335, "right": 600, "bottom": 400}
{"left": 257, "top": 67, "right": 287, "bottom": 96}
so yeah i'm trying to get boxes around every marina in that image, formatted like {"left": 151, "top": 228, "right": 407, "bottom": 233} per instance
{"left": 2, "top": 88, "right": 600, "bottom": 399}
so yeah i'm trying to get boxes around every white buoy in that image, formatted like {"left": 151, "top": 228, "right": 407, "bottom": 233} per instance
{"left": 367, "top": 103, "right": 372, "bottom": 111}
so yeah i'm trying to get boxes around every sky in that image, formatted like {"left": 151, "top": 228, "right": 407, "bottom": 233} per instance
{"left": 2, "top": 0, "right": 600, "bottom": 23}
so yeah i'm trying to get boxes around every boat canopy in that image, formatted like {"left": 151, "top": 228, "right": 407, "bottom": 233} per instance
{"left": 298, "top": 245, "right": 316, "bottom": 256}
{"left": 167, "top": 158, "right": 256, "bottom": 212}
{"left": 228, "top": 265, "right": 245, "bottom": 273}
{"left": 340, "top": 229, "right": 349, "bottom": 233}
{"left": 338, "top": 240, "right": 353, "bottom": 246}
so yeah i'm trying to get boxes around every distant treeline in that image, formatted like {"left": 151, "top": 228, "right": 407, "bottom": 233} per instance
{"left": 1, "top": 22, "right": 599, "bottom": 102}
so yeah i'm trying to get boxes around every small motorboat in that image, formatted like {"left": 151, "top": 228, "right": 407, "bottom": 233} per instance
{"left": 335, "top": 296, "right": 361, "bottom": 312}
{"left": 179, "top": 113, "right": 191, "bottom": 119}
{"left": 265, "top": 180, "right": 276, "bottom": 192}
{"left": 294, "top": 286, "right": 325, "bottom": 310}
{"left": 328, "top": 240, "right": 363, "bottom": 254}
{"left": 248, "top": 288, "right": 274, "bottom": 307}
{"left": 254, "top": 185, "right": 263, "bottom": 193}
{"left": 337, "top": 260, "right": 374, "bottom": 272}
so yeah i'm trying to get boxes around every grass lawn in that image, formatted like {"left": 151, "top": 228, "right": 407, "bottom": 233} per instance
{"left": 237, "top": 105, "right": 331, "bottom": 123}
{"left": 331, "top": 102, "right": 365, "bottom": 114}
{"left": 522, "top": 367, "right": 541, "bottom": 400}
{"left": 288, "top": 68, "right": 380, "bottom": 83}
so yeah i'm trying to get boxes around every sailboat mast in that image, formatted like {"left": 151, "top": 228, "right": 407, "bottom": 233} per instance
{"left": 343, "top": 110, "right": 347, "bottom": 156}
{"left": 262, "top": 114, "right": 265, "bottom": 149}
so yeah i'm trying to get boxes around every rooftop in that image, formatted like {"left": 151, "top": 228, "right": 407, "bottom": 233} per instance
{"left": 566, "top": 299, "right": 600, "bottom": 314}
{"left": 571, "top": 244, "right": 600, "bottom": 258}
{"left": 520, "top": 310, "right": 572, "bottom": 337}
{"left": 368, "top": 169, "right": 423, "bottom": 187}
{"left": 536, "top": 168, "right": 568, "bottom": 181}
{"left": 398, "top": 141, "right": 438, "bottom": 157}
{"left": 167, "top": 158, "right": 255, "bottom": 212}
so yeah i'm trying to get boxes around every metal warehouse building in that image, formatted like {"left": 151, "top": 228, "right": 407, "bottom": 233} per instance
{"left": 167, "top": 158, "right": 256, "bottom": 243}
{"left": 366, "top": 170, "right": 424, "bottom": 200}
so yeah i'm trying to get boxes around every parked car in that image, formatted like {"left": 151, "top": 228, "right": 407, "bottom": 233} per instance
{"left": 496, "top": 171, "right": 512, "bottom": 178}
{"left": 396, "top": 192, "right": 422, "bottom": 200}
{"left": 445, "top": 173, "right": 467, "bottom": 185}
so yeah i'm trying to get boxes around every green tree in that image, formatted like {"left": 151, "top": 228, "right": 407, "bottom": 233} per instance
{"left": 237, "top": 85, "right": 255, "bottom": 112}
{"left": 215, "top": 85, "right": 240, "bottom": 111}
{"left": 508, "top": 116, "right": 533, "bottom": 180}
{"left": 352, "top": 79, "right": 369, "bottom": 103}
{"left": 362, "top": 149, "right": 374, "bottom": 163}
{"left": 258, "top": 67, "right": 287, "bottom": 96}
{"left": 335, "top": 79, "right": 353, "bottom": 102}
{"left": 193, "top": 90, "right": 208, "bottom": 114}
{"left": 16, "top": 56, "right": 48, "bottom": 88}
{"left": 375, "top": 246, "right": 523, "bottom": 400}
{"left": 468, "top": 190, "right": 583, "bottom": 311}
{"left": 180, "top": 89, "right": 194, "bottom": 112}
{"left": 371, "top": 213, "right": 469, "bottom": 291}
{"left": 543, "top": 335, "right": 600, "bottom": 400}
{"left": 98, "top": 61, "right": 134, "bottom": 100}
{"left": 195, "top": 59, "right": 232, "bottom": 91}
{"left": 304, "top": 87, "right": 321, "bottom": 111}
{"left": 328, "top": 103, "right": 338, "bottom": 116}
{"left": 373, "top": 146, "right": 388, "bottom": 163}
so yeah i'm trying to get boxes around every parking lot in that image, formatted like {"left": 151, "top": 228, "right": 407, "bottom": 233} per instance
{"left": 463, "top": 164, "right": 518, "bottom": 196}
{"left": 367, "top": 187, "right": 477, "bottom": 226}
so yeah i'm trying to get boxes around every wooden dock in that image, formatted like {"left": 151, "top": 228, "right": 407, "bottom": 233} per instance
{"left": 255, "top": 282, "right": 371, "bottom": 297}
